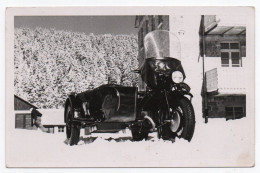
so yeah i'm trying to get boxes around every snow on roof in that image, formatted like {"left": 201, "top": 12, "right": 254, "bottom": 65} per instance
{"left": 216, "top": 15, "right": 246, "bottom": 27}
{"left": 218, "top": 88, "right": 246, "bottom": 95}
{"left": 39, "top": 109, "right": 65, "bottom": 126}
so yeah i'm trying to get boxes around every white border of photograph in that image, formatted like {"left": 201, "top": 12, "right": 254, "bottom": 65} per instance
{"left": 5, "top": 6, "right": 255, "bottom": 168}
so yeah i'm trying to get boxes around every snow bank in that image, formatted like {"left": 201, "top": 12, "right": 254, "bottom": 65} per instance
{"left": 6, "top": 115, "right": 254, "bottom": 167}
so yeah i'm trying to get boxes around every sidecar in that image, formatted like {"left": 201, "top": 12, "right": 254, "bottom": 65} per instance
{"left": 64, "top": 84, "right": 152, "bottom": 145}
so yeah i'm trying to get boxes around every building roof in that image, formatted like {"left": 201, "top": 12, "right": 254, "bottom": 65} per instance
{"left": 14, "top": 95, "right": 38, "bottom": 110}
{"left": 200, "top": 15, "right": 246, "bottom": 36}
{"left": 207, "top": 26, "right": 246, "bottom": 35}
{"left": 40, "top": 109, "right": 65, "bottom": 126}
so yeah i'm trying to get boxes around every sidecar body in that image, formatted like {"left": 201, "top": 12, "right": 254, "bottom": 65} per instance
{"left": 64, "top": 84, "right": 139, "bottom": 133}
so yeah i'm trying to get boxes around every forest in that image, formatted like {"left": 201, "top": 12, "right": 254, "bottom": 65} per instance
{"left": 14, "top": 27, "right": 139, "bottom": 108}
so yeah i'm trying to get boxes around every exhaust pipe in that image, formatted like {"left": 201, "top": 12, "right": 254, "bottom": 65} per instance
{"left": 142, "top": 111, "right": 155, "bottom": 132}
{"left": 142, "top": 115, "right": 156, "bottom": 132}
{"left": 130, "top": 111, "right": 156, "bottom": 132}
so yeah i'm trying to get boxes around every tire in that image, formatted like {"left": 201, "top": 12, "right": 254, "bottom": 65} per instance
{"left": 66, "top": 104, "right": 80, "bottom": 146}
{"left": 205, "top": 116, "right": 208, "bottom": 123}
{"left": 175, "top": 97, "right": 195, "bottom": 142}
{"left": 131, "top": 125, "right": 149, "bottom": 141}
{"left": 157, "top": 109, "right": 176, "bottom": 140}
{"left": 68, "top": 123, "right": 80, "bottom": 146}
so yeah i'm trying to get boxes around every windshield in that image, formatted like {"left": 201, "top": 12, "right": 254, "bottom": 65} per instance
{"left": 144, "top": 30, "right": 181, "bottom": 60}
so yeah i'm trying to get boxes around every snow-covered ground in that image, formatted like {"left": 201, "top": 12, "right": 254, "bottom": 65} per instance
{"left": 6, "top": 114, "right": 254, "bottom": 167}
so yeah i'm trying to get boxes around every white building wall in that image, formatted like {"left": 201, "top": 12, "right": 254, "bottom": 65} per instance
{"left": 169, "top": 15, "right": 203, "bottom": 121}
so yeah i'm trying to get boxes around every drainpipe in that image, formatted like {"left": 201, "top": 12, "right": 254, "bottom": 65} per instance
{"left": 202, "top": 15, "right": 208, "bottom": 123}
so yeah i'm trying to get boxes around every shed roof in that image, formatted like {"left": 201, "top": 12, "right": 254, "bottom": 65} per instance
{"left": 207, "top": 26, "right": 246, "bottom": 35}
{"left": 14, "top": 95, "right": 38, "bottom": 110}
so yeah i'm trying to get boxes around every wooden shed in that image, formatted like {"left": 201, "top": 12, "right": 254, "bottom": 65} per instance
{"left": 14, "top": 95, "right": 38, "bottom": 129}
{"left": 40, "top": 109, "right": 65, "bottom": 133}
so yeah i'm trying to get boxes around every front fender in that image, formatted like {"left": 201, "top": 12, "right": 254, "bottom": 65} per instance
{"left": 167, "top": 90, "right": 186, "bottom": 107}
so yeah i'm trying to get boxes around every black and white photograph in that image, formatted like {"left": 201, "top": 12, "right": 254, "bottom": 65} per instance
{"left": 5, "top": 7, "right": 255, "bottom": 167}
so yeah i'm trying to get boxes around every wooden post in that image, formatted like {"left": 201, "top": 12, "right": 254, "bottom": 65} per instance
{"left": 54, "top": 126, "right": 58, "bottom": 133}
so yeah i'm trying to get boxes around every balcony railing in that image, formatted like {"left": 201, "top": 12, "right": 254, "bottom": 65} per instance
{"left": 205, "top": 67, "right": 246, "bottom": 95}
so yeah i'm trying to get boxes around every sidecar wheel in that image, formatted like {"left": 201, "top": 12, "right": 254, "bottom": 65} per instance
{"left": 66, "top": 105, "right": 80, "bottom": 146}
{"left": 131, "top": 125, "right": 149, "bottom": 141}
{"left": 68, "top": 123, "right": 81, "bottom": 146}
{"left": 175, "top": 97, "right": 195, "bottom": 142}
{"left": 66, "top": 105, "right": 72, "bottom": 139}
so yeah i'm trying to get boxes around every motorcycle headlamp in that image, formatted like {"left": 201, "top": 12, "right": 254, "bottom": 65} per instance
{"left": 171, "top": 71, "right": 183, "bottom": 84}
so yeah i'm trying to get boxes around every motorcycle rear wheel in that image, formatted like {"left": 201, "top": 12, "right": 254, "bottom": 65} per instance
{"left": 131, "top": 124, "right": 149, "bottom": 141}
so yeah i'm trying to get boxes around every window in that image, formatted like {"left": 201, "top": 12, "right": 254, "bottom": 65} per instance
{"left": 221, "top": 43, "right": 229, "bottom": 49}
{"left": 221, "top": 52, "right": 229, "bottom": 67}
{"left": 158, "top": 16, "right": 163, "bottom": 24}
{"left": 225, "top": 107, "right": 234, "bottom": 117}
{"left": 145, "top": 20, "right": 149, "bottom": 34}
{"left": 46, "top": 127, "right": 54, "bottom": 133}
{"left": 158, "top": 15, "right": 163, "bottom": 29}
{"left": 140, "top": 27, "right": 144, "bottom": 48}
{"left": 220, "top": 42, "right": 241, "bottom": 67}
{"left": 151, "top": 16, "right": 155, "bottom": 31}
{"left": 225, "top": 107, "right": 244, "bottom": 119}
{"left": 139, "top": 16, "right": 144, "bottom": 23}
{"left": 231, "top": 52, "right": 240, "bottom": 67}
{"left": 234, "top": 107, "right": 244, "bottom": 117}
{"left": 58, "top": 127, "right": 64, "bottom": 132}
{"left": 15, "top": 114, "right": 32, "bottom": 129}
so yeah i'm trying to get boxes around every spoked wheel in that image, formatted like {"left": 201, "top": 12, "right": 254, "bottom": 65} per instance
{"left": 66, "top": 105, "right": 80, "bottom": 146}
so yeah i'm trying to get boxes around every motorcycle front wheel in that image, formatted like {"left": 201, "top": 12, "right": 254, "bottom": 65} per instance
{"left": 157, "top": 97, "right": 195, "bottom": 142}
{"left": 174, "top": 97, "right": 195, "bottom": 142}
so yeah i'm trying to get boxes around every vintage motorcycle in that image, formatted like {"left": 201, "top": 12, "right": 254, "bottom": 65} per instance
{"left": 64, "top": 30, "right": 195, "bottom": 145}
